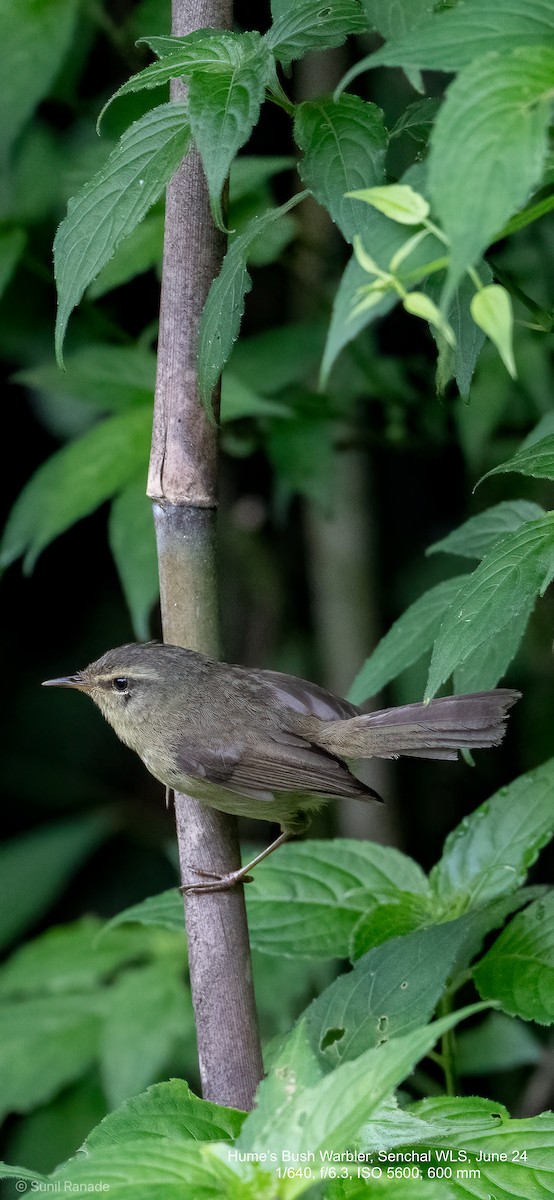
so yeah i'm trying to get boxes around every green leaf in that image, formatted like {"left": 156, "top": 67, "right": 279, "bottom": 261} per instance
{"left": 403, "top": 290, "right": 455, "bottom": 346}
{"left": 471, "top": 284, "right": 516, "bottom": 378}
{"left": 0, "top": 407, "right": 153, "bottom": 572}
{"left": 348, "top": 575, "right": 466, "bottom": 704}
{"left": 360, "top": 0, "right": 554, "bottom": 73}
{"left": 0, "top": 0, "right": 78, "bottom": 161}
{"left": 452, "top": 604, "right": 529, "bottom": 692}
{"left": 101, "top": 959, "right": 195, "bottom": 1107}
{"left": 307, "top": 920, "right": 477, "bottom": 1068}
{"left": 479, "top": 434, "right": 554, "bottom": 488}
{"left": 428, "top": 48, "right": 554, "bottom": 303}
{"left": 188, "top": 34, "right": 271, "bottom": 230}
{"left": 0, "top": 918, "right": 159, "bottom": 998}
{"left": 390, "top": 98, "right": 442, "bottom": 145}
{"left": 0, "top": 994, "right": 104, "bottom": 1121}
{"left": 0, "top": 818, "right": 108, "bottom": 952}
{"left": 229, "top": 320, "right": 326, "bottom": 394}
{"left": 15, "top": 344, "right": 157, "bottom": 414}
{"left": 474, "top": 893, "right": 554, "bottom": 1024}
{"left": 347, "top": 183, "right": 429, "bottom": 225}
{"left": 428, "top": 501, "right": 546, "bottom": 560}
{"left": 52, "top": 1140, "right": 264, "bottom": 1200}
{"left": 410, "top": 1098, "right": 554, "bottom": 1200}
{"left": 84, "top": 1079, "right": 244, "bottom": 1150}
{"left": 0, "top": 228, "right": 26, "bottom": 298}
{"left": 0, "top": 1163, "right": 47, "bottom": 1184}
{"left": 295, "top": 96, "right": 387, "bottom": 242}
{"left": 266, "top": 408, "right": 335, "bottom": 508}
{"left": 87, "top": 207, "right": 164, "bottom": 298}
{"left": 197, "top": 192, "right": 307, "bottom": 406}
{"left": 430, "top": 757, "right": 554, "bottom": 910}
{"left": 220, "top": 374, "right": 290, "bottom": 421}
{"left": 109, "top": 479, "right": 159, "bottom": 640}
{"left": 246, "top": 840, "right": 429, "bottom": 958}
{"left": 267, "top": 0, "right": 367, "bottom": 66}
{"left": 54, "top": 104, "right": 190, "bottom": 363}
{"left": 103, "top": 890, "right": 183, "bottom": 938}
{"left": 321, "top": 251, "right": 397, "bottom": 382}
{"left": 240, "top": 1005, "right": 487, "bottom": 1165}
{"left": 349, "top": 894, "right": 435, "bottom": 959}
{"left": 229, "top": 155, "right": 296, "bottom": 203}
{"left": 456, "top": 1011, "right": 541, "bottom": 1075}
{"left": 426, "top": 513, "right": 554, "bottom": 698}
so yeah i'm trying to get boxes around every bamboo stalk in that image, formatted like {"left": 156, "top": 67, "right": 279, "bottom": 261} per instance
{"left": 147, "top": 0, "right": 264, "bottom": 1111}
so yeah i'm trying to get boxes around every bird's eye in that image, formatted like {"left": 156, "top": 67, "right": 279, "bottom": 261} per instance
{"left": 112, "top": 677, "right": 129, "bottom": 693}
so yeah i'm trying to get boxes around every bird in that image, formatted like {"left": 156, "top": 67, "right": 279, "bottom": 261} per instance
{"left": 43, "top": 641, "right": 520, "bottom": 893}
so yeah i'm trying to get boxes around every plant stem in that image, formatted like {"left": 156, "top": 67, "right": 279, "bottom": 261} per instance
{"left": 147, "top": 0, "right": 263, "bottom": 1111}
{"left": 438, "top": 995, "right": 457, "bottom": 1097}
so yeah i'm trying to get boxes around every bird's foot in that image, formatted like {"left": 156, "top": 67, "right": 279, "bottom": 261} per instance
{"left": 181, "top": 867, "right": 254, "bottom": 895}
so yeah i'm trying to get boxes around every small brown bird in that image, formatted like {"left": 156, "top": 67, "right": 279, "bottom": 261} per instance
{"left": 43, "top": 642, "right": 519, "bottom": 893}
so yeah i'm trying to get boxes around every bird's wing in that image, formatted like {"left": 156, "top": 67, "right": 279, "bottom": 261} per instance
{"left": 240, "top": 667, "right": 359, "bottom": 721}
{"left": 172, "top": 728, "right": 377, "bottom": 802}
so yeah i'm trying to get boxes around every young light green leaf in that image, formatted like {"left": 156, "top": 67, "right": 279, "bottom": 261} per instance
{"left": 188, "top": 34, "right": 271, "bottom": 230}
{"left": 109, "top": 479, "right": 159, "bottom": 640}
{"left": 84, "top": 1079, "right": 244, "bottom": 1151}
{"left": 54, "top": 104, "right": 190, "bottom": 363}
{"left": 353, "top": 233, "right": 388, "bottom": 277}
{"left": 348, "top": 576, "right": 466, "bottom": 704}
{"left": 198, "top": 192, "right": 307, "bottom": 406}
{"left": 430, "top": 757, "right": 554, "bottom": 910}
{"left": 428, "top": 501, "right": 545, "bottom": 560}
{"left": 389, "top": 229, "right": 429, "bottom": 273}
{"left": 295, "top": 96, "right": 387, "bottom": 242}
{"left": 474, "top": 893, "right": 554, "bottom": 1024}
{"left": 0, "top": 0, "right": 78, "bottom": 160}
{"left": 0, "top": 994, "right": 104, "bottom": 1121}
{"left": 425, "top": 266, "right": 492, "bottom": 399}
{"left": 267, "top": 0, "right": 366, "bottom": 66}
{"left": 246, "top": 840, "right": 429, "bottom": 958}
{"left": 347, "top": 183, "right": 429, "bottom": 224}
{"left": 307, "top": 920, "right": 476, "bottom": 1068}
{"left": 0, "top": 228, "right": 26, "bottom": 298}
{"left": 403, "top": 291, "right": 456, "bottom": 347}
{"left": 0, "top": 818, "right": 108, "bottom": 952}
{"left": 357, "top": 0, "right": 554, "bottom": 73}
{"left": 0, "top": 407, "right": 152, "bottom": 572}
{"left": 479, "top": 434, "right": 554, "bottom": 488}
{"left": 471, "top": 284, "right": 516, "bottom": 378}
{"left": 426, "top": 513, "right": 554, "bottom": 698}
{"left": 101, "top": 959, "right": 195, "bottom": 1107}
{"left": 429, "top": 47, "right": 554, "bottom": 304}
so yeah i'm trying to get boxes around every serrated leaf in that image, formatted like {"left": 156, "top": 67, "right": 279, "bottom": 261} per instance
{"left": 426, "top": 513, "right": 554, "bottom": 698}
{"left": 471, "top": 284, "right": 516, "bottom": 378}
{"left": 101, "top": 959, "right": 195, "bottom": 1107}
{"left": 348, "top": 575, "right": 466, "bottom": 704}
{"left": 0, "top": 407, "right": 152, "bottom": 572}
{"left": 87, "top": 208, "right": 164, "bottom": 298}
{"left": 188, "top": 34, "right": 271, "bottom": 230}
{"left": 267, "top": 0, "right": 366, "bottom": 66}
{"left": 479, "top": 434, "right": 554, "bottom": 488}
{"left": 295, "top": 96, "right": 387, "bottom": 242}
{"left": 307, "top": 920, "right": 476, "bottom": 1068}
{"left": 347, "top": 183, "right": 429, "bottom": 224}
{"left": 350, "top": 894, "right": 434, "bottom": 959}
{"left": 359, "top": 0, "right": 554, "bottom": 73}
{"left": 84, "top": 1079, "right": 244, "bottom": 1151}
{"left": 197, "top": 192, "right": 307, "bottom": 406}
{"left": 109, "top": 479, "right": 159, "bottom": 640}
{"left": 453, "top": 604, "right": 529, "bottom": 692}
{"left": 0, "top": 994, "right": 104, "bottom": 1121}
{"left": 0, "top": 818, "right": 108, "bottom": 952}
{"left": 52, "top": 1140, "right": 264, "bottom": 1200}
{"left": 0, "top": 0, "right": 78, "bottom": 161}
{"left": 426, "top": 265, "right": 492, "bottom": 398}
{"left": 428, "top": 501, "right": 546, "bottom": 560}
{"left": 474, "top": 893, "right": 554, "bottom": 1024}
{"left": 54, "top": 104, "right": 190, "bottom": 363}
{"left": 429, "top": 48, "right": 554, "bottom": 303}
{"left": 245, "top": 840, "right": 429, "bottom": 958}
{"left": 15, "top": 344, "right": 157, "bottom": 414}
{"left": 0, "top": 918, "right": 160, "bottom": 998}
{"left": 430, "top": 757, "right": 554, "bottom": 909}
{"left": 99, "top": 30, "right": 248, "bottom": 126}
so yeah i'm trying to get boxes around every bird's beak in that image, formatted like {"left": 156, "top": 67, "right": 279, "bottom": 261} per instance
{"left": 42, "top": 674, "right": 89, "bottom": 690}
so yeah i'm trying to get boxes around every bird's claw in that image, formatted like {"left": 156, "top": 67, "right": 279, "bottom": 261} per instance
{"left": 181, "top": 868, "right": 254, "bottom": 894}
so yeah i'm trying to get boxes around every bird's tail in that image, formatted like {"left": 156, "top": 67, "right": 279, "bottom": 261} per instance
{"left": 313, "top": 690, "right": 520, "bottom": 761}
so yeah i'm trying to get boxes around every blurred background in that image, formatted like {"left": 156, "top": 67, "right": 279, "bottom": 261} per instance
{"left": 1, "top": 0, "right": 553, "bottom": 1179}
